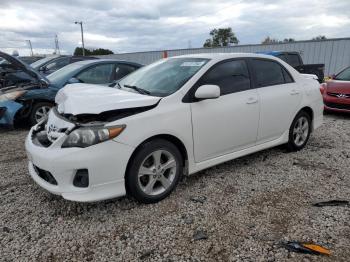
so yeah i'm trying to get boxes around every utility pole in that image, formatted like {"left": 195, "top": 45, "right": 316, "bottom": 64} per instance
{"left": 26, "top": 40, "right": 33, "bottom": 56}
{"left": 54, "top": 34, "right": 60, "bottom": 55}
{"left": 74, "top": 21, "right": 85, "bottom": 56}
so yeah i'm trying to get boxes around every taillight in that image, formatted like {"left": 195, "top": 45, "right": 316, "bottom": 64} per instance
{"left": 320, "top": 83, "right": 327, "bottom": 94}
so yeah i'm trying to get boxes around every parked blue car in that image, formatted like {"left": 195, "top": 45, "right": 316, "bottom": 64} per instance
{"left": 0, "top": 56, "right": 142, "bottom": 127}
{"left": 1, "top": 51, "right": 48, "bottom": 127}
{"left": 31, "top": 55, "right": 97, "bottom": 75}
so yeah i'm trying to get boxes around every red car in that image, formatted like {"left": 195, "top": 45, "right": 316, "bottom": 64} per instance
{"left": 321, "top": 66, "right": 350, "bottom": 113}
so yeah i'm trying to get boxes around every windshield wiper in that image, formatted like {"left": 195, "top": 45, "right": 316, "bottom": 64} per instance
{"left": 123, "top": 84, "right": 150, "bottom": 95}
{"left": 108, "top": 80, "right": 121, "bottom": 88}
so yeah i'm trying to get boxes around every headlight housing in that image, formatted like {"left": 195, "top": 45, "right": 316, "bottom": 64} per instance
{"left": 0, "top": 90, "right": 26, "bottom": 102}
{"left": 62, "top": 125, "right": 125, "bottom": 148}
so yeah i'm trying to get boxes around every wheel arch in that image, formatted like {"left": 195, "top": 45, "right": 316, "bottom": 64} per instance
{"left": 15, "top": 98, "right": 55, "bottom": 119}
{"left": 299, "top": 106, "right": 314, "bottom": 130}
{"left": 124, "top": 134, "right": 189, "bottom": 179}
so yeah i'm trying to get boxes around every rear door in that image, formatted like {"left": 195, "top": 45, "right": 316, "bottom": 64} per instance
{"left": 190, "top": 59, "right": 259, "bottom": 162}
{"left": 250, "top": 59, "right": 302, "bottom": 144}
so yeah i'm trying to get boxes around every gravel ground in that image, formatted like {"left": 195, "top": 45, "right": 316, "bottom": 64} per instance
{"left": 1, "top": 114, "right": 350, "bottom": 261}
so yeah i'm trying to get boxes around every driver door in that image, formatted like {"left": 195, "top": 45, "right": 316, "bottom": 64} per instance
{"left": 190, "top": 59, "right": 259, "bottom": 162}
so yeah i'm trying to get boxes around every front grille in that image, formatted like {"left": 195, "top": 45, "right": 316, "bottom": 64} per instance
{"left": 33, "top": 165, "right": 58, "bottom": 185}
{"left": 327, "top": 92, "right": 350, "bottom": 98}
{"left": 324, "top": 102, "right": 350, "bottom": 110}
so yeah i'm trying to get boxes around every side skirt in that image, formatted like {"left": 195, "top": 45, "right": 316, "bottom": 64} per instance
{"left": 189, "top": 130, "right": 289, "bottom": 174}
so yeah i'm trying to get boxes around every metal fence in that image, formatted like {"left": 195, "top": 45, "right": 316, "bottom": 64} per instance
{"left": 100, "top": 37, "right": 350, "bottom": 75}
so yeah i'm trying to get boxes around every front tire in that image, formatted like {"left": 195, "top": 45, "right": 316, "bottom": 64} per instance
{"left": 126, "top": 139, "right": 183, "bottom": 204}
{"left": 29, "top": 102, "right": 53, "bottom": 126}
{"left": 286, "top": 111, "right": 312, "bottom": 151}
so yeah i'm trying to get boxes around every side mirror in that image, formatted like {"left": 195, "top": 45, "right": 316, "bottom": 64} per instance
{"left": 195, "top": 85, "right": 220, "bottom": 100}
{"left": 39, "top": 66, "right": 47, "bottom": 72}
{"left": 330, "top": 74, "right": 336, "bottom": 79}
{"left": 67, "top": 77, "right": 80, "bottom": 84}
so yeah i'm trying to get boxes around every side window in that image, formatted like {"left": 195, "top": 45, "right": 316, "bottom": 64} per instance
{"left": 198, "top": 60, "right": 250, "bottom": 95}
{"left": 45, "top": 57, "right": 70, "bottom": 71}
{"left": 76, "top": 64, "right": 114, "bottom": 84}
{"left": 115, "top": 64, "right": 138, "bottom": 80}
{"left": 252, "top": 59, "right": 287, "bottom": 87}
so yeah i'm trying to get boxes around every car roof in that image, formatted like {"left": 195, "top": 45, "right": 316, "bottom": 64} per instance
{"left": 256, "top": 51, "right": 299, "bottom": 56}
{"left": 173, "top": 52, "right": 283, "bottom": 61}
{"left": 72, "top": 58, "right": 143, "bottom": 67}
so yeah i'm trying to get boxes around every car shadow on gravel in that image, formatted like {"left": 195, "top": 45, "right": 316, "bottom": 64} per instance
{"left": 38, "top": 145, "right": 291, "bottom": 218}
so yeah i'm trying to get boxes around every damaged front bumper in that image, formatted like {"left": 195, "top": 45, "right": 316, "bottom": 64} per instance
{"left": 25, "top": 119, "right": 135, "bottom": 202}
{"left": 0, "top": 100, "right": 23, "bottom": 127}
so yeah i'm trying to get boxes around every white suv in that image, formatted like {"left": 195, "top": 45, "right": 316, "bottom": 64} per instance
{"left": 25, "top": 53, "right": 323, "bottom": 203}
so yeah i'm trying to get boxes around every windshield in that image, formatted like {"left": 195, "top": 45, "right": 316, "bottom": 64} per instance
{"left": 30, "top": 56, "right": 58, "bottom": 69}
{"left": 47, "top": 63, "right": 82, "bottom": 86}
{"left": 335, "top": 67, "right": 350, "bottom": 81}
{"left": 118, "top": 58, "right": 209, "bottom": 97}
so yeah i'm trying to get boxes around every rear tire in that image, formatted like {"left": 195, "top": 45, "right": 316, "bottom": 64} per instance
{"left": 126, "top": 139, "right": 183, "bottom": 204}
{"left": 29, "top": 102, "right": 53, "bottom": 126}
{"left": 286, "top": 111, "right": 312, "bottom": 151}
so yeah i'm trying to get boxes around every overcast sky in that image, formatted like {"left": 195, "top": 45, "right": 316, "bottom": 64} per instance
{"left": 1, "top": 0, "right": 349, "bottom": 56}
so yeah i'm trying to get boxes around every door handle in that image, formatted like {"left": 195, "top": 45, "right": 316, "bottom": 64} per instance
{"left": 290, "top": 89, "right": 300, "bottom": 95}
{"left": 246, "top": 97, "right": 258, "bottom": 104}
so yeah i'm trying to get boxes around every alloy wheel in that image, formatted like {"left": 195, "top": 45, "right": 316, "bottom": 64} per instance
{"left": 137, "top": 149, "right": 177, "bottom": 196}
{"left": 293, "top": 116, "right": 309, "bottom": 147}
{"left": 34, "top": 105, "right": 51, "bottom": 123}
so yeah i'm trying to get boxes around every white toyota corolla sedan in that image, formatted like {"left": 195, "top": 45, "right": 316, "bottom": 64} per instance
{"left": 25, "top": 53, "right": 323, "bottom": 203}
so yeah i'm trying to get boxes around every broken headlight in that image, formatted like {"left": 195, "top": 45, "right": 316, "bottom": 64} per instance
{"left": 62, "top": 125, "right": 125, "bottom": 148}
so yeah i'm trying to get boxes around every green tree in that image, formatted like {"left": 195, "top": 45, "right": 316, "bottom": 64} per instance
{"left": 203, "top": 28, "right": 239, "bottom": 47}
{"left": 312, "top": 35, "right": 327, "bottom": 40}
{"left": 261, "top": 36, "right": 280, "bottom": 44}
{"left": 73, "top": 47, "right": 114, "bottom": 56}
{"left": 283, "top": 38, "right": 295, "bottom": 43}
{"left": 91, "top": 48, "right": 114, "bottom": 55}
{"left": 261, "top": 37, "right": 295, "bottom": 44}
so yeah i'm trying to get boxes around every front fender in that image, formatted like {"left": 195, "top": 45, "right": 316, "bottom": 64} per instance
{"left": 21, "top": 87, "right": 58, "bottom": 101}
{"left": 0, "top": 100, "right": 23, "bottom": 126}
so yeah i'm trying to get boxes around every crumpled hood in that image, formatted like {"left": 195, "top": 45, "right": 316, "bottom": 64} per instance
{"left": 55, "top": 83, "right": 161, "bottom": 115}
